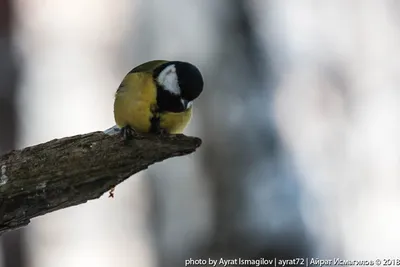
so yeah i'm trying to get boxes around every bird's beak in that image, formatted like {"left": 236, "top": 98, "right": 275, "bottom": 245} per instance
{"left": 181, "top": 99, "right": 191, "bottom": 109}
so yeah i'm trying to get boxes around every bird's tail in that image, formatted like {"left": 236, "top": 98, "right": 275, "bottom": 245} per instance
{"left": 103, "top": 125, "right": 121, "bottom": 135}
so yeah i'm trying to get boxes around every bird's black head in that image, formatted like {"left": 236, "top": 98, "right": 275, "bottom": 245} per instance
{"left": 154, "top": 61, "right": 204, "bottom": 113}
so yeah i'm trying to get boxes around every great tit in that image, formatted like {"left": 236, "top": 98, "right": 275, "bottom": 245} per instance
{"left": 113, "top": 60, "right": 204, "bottom": 138}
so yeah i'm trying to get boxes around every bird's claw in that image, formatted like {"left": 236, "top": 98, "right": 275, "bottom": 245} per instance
{"left": 157, "top": 128, "right": 169, "bottom": 136}
{"left": 120, "top": 125, "right": 138, "bottom": 140}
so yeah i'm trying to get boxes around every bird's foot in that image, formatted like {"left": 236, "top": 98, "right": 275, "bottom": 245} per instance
{"left": 120, "top": 125, "right": 138, "bottom": 140}
{"left": 150, "top": 117, "right": 169, "bottom": 136}
{"left": 157, "top": 127, "right": 169, "bottom": 136}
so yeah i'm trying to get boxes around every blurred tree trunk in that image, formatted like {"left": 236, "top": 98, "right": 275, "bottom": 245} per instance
{"left": 198, "top": 0, "right": 310, "bottom": 260}
{"left": 0, "top": 1, "right": 25, "bottom": 267}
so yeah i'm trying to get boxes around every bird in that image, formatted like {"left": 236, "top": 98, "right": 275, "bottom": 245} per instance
{"left": 113, "top": 60, "right": 204, "bottom": 139}
{"left": 108, "top": 60, "right": 204, "bottom": 198}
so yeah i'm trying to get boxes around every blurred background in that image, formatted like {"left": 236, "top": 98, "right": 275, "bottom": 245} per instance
{"left": 0, "top": 0, "right": 399, "bottom": 266}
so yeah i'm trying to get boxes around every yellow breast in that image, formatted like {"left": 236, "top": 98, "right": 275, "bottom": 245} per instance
{"left": 159, "top": 107, "right": 192, "bottom": 134}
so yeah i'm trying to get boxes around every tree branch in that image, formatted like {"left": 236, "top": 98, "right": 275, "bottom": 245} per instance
{"left": 0, "top": 131, "right": 202, "bottom": 235}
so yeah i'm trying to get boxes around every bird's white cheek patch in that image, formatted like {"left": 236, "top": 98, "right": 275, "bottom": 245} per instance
{"left": 157, "top": 64, "right": 181, "bottom": 95}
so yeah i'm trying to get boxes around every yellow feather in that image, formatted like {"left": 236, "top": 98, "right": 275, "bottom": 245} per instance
{"left": 114, "top": 72, "right": 156, "bottom": 133}
{"left": 160, "top": 107, "right": 192, "bottom": 134}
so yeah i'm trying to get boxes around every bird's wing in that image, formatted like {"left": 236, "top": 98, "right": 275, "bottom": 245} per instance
{"left": 116, "top": 60, "right": 168, "bottom": 94}
{"left": 128, "top": 60, "right": 169, "bottom": 74}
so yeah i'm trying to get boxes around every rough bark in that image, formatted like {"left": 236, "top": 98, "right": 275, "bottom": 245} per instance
{"left": 0, "top": 131, "right": 201, "bottom": 235}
